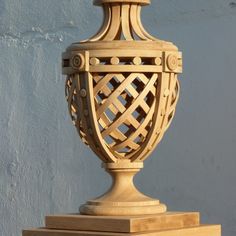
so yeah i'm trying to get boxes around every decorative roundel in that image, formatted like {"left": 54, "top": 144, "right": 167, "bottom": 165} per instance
{"left": 167, "top": 54, "right": 178, "bottom": 71}
{"left": 154, "top": 57, "right": 162, "bottom": 66}
{"left": 133, "top": 57, "right": 142, "bottom": 65}
{"left": 90, "top": 57, "right": 100, "bottom": 65}
{"left": 79, "top": 88, "right": 87, "bottom": 98}
{"left": 71, "top": 54, "right": 84, "bottom": 70}
{"left": 110, "top": 57, "right": 120, "bottom": 65}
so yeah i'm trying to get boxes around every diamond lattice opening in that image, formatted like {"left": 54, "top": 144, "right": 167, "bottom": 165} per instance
{"left": 92, "top": 72, "right": 159, "bottom": 159}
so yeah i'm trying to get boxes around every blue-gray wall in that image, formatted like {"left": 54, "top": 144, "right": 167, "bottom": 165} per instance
{"left": 0, "top": 0, "right": 236, "bottom": 235}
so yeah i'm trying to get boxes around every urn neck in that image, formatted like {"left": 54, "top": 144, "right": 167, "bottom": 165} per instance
{"left": 83, "top": 0, "right": 159, "bottom": 42}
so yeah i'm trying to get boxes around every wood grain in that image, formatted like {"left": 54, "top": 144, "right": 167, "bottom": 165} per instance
{"left": 45, "top": 212, "right": 200, "bottom": 233}
{"left": 61, "top": 0, "right": 183, "bottom": 216}
{"left": 23, "top": 225, "right": 221, "bottom": 236}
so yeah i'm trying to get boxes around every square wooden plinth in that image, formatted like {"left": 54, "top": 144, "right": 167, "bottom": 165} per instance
{"left": 22, "top": 212, "right": 221, "bottom": 236}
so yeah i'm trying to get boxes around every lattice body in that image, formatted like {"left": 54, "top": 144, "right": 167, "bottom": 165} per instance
{"left": 64, "top": 47, "right": 182, "bottom": 163}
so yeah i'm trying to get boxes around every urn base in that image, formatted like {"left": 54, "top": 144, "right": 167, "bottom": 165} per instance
{"left": 80, "top": 201, "right": 167, "bottom": 216}
{"left": 79, "top": 160, "right": 167, "bottom": 216}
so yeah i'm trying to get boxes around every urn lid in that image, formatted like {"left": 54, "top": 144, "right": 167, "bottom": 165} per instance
{"left": 94, "top": 0, "right": 150, "bottom": 6}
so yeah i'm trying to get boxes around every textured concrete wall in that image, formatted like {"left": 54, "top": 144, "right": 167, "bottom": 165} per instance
{"left": 0, "top": 0, "right": 236, "bottom": 235}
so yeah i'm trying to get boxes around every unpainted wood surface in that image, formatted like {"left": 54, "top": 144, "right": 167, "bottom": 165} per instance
{"left": 61, "top": 0, "right": 183, "bottom": 216}
{"left": 94, "top": 0, "right": 151, "bottom": 7}
{"left": 85, "top": 1, "right": 154, "bottom": 42}
{"left": 23, "top": 225, "right": 221, "bottom": 236}
{"left": 46, "top": 212, "right": 200, "bottom": 233}
{"left": 63, "top": 0, "right": 183, "bottom": 167}
{"left": 64, "top": 57, "right": 181, "bottom": 163}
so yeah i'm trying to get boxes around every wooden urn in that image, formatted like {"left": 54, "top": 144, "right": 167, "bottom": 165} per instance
{"left": 23, "top": 1, "right": 221, "bottom": 235}
{"left": 62, "top": 0, "right": 182, "bottom": 216}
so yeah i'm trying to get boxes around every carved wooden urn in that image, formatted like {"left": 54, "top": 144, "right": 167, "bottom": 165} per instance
{"left": 62, "top": 0, "right": 182, "bottom": 216}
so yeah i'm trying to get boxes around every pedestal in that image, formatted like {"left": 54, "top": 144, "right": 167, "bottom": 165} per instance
{"left": 22, "top": 212, "right": 221, "bottom": 236}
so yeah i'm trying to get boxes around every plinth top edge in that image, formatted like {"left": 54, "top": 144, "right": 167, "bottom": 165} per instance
{"left": 94, "top": 0, "right": 150, "bottom": 6}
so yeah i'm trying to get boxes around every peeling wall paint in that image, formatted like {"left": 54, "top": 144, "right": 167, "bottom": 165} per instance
{"left": 0, "top": 1, "right": 236, "bottom": 236}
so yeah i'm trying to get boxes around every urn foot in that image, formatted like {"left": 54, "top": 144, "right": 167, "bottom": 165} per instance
{"left": 79, "top": 160, "right": 167, "bottom": 216}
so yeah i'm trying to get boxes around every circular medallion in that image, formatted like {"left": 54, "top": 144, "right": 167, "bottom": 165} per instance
{"left": 133, "top": 57, "right": 142, "bottom": 65}
{"left": 110, "top": 57, "right": 120, "bottom": 65}
{"left": 80, "top": 89, "right": 87, "bottom": 98}
{"left": 167, "top": 54, "right": 178, "bottom": 71}
{"left": 71, "top": 54, "right": 84, "bottom": 70}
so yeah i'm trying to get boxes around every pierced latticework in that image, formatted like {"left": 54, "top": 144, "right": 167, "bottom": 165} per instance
{"left": 94, "top": 72, "right": 157, "bottom": 158}
{"left": 63, "top": 0, "right": 182, "bottom": 164}
{"left": 65, "top": 75, "right": 89, "bottom": 145}
{"left": 62, "top": 0, "right": 183, "bottom": 216}
{"left": 64, "top": 50, "right": 181, "bottom": 163}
